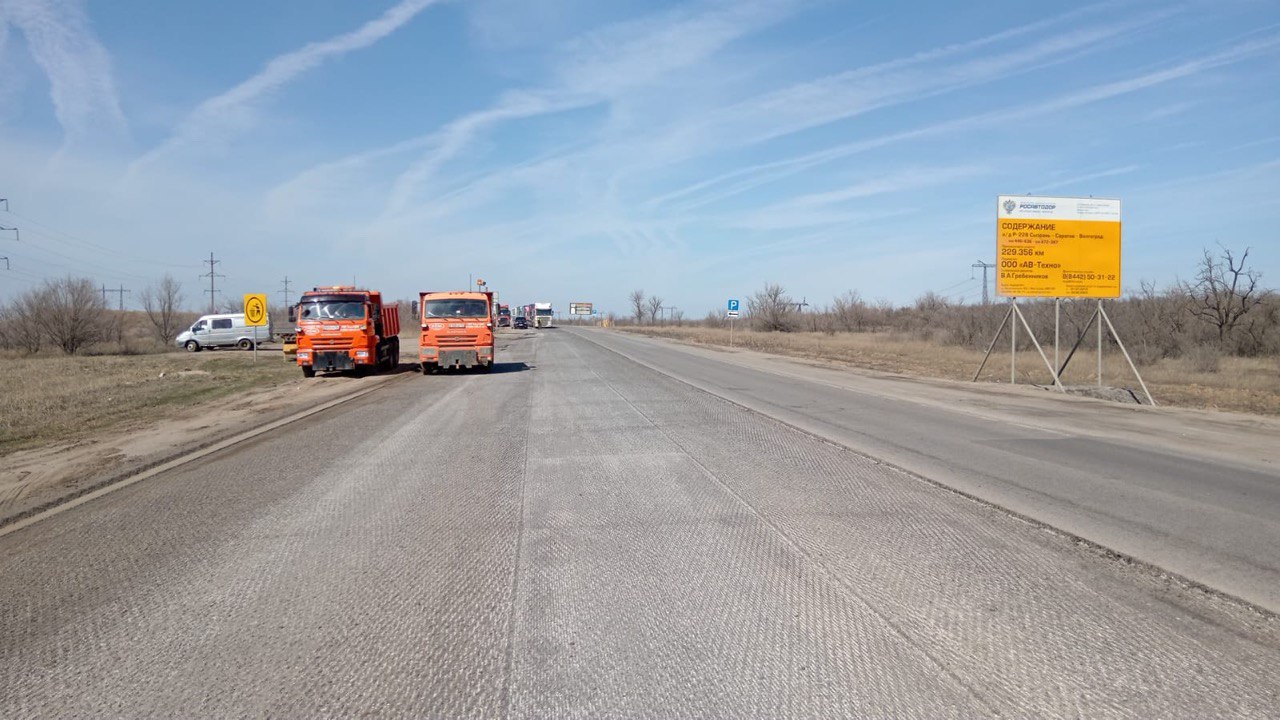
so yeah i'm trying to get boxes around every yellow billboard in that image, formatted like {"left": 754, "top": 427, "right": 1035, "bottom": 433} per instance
{"left": 996, "top": 195, "right": 1121, "bottom": 298}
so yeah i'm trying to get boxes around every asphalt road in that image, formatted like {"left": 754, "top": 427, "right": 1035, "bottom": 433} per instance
{"left": 1, "top": 329, "right": 1277, "bottom": 717}
{"left": 574, "top": 328, "right": 1280, "bottom": 614}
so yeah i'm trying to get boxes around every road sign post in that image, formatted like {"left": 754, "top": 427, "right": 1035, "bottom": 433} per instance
{"left": 244, "top": 293, "right": 268, "bottom": 363}
{"left": 727, "top": 299, "right": 740, "bottom": 347}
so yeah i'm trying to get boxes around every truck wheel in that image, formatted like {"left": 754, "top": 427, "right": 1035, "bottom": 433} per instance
{"left": 185, "top": 340, "right": 201, "bottom": 353}
{"left": 237, "top": 338, "right": 253, "bottom": 350}
{"left": 302, "top": 365, "right": 316, "bottom": 378}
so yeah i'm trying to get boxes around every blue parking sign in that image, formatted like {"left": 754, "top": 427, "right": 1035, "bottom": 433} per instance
{"left": 728, "top": 299, "right": 739, "bottom": 312}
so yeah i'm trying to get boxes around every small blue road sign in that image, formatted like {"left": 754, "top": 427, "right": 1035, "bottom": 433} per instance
{"left": 728, "top": 299, "right": 740, "bottom": 312}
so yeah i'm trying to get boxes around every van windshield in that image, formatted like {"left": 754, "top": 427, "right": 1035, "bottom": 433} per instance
{"left": 299, "top": 301, "right": 366, "bottom": 320}
{"left": 424, "top": 299, "right": 489, "bottom": 318}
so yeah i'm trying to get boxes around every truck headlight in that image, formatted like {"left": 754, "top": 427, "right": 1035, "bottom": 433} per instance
{"left": 355, "top": 350, "right": 369, "bottom": 358}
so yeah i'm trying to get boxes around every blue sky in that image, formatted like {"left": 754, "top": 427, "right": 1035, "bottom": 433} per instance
{"left": 0, "top": 0, "right": 1277, "bottom": 316}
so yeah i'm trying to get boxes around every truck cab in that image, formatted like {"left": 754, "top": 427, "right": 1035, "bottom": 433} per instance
{"left": 295, "top": 286, "right": 400, "bottom": 377}
{"left": 419, "top": 291, "right": 495, "bottom": 373}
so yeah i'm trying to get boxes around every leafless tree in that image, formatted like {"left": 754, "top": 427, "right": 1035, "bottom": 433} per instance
{"left": 748, "top": 283, "right": 795, "bottom": 332}
{"left": 140, "top": 273, "right": 186, "bottom": 344}
{"left": 629, "top": 289, "right": 646, "bottom": 325}
{"left": 1183, "top": 245, "right": 1266, "bottom": 343}
{"left": 0, "top": 290, "right": 46, "bottom": 353}
{"left": 42, "top": 276, "right": 110, "bottom": 354}
{"left": 647, "top": 295, "right": 664, "bottom": 325}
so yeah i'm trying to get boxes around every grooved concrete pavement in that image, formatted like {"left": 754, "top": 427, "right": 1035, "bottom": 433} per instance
{"left": 571, "top": 327, "right": 1280, "bottom": 613}
{"left": 1, "top": 329, "right": 1277, "bottom": 717}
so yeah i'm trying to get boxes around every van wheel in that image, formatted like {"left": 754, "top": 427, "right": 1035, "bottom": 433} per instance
{"left": 185, "top": 340, "right": 201, "bottom": 353}
{"left": 302, "top": 365, "right": 316, "bottom": 378}
{"left": 237, "top": 338, "right": 253, "bottom": 350}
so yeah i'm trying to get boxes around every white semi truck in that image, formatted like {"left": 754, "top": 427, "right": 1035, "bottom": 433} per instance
{"left": 534, "top": 302, "right": 554, "bottom": 328}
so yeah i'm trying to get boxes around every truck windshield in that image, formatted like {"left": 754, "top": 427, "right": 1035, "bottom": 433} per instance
{"left": 298, "top": 301, "right": 365, "bottom": 320}
{"left": 424, "top": 299, "right": 489, "bottom": 318}
{"left": 536, "top": 309, "right": 553, "bottom": 316}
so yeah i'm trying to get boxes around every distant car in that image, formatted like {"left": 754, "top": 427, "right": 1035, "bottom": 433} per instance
{"left": 513, "top": 317, "right": 529, "bottom": 329}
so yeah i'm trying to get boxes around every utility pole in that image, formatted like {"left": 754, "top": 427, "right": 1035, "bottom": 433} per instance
{"left": 100, "top": 284, "right": 130, "bottom": 310}
{"left": 201, "top": 252, "right": 224, "bottom": 313}
{"left": 790, "top": 296, "right": 810, "bottom": 312}
{"left": 1, "top": 201, "right": 13, "bottom": 270}
{"left": 972, "top": 261, "right": 995, "bottom": 305}
{"left": 278, "top": 276, "right": 293, "bottom": 310}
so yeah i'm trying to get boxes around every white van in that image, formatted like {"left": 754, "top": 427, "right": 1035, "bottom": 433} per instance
{"left": 175, "top": 313, "right": 271, "bottom": 352}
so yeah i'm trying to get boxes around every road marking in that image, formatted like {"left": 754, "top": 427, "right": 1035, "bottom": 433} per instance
{"left": 0, "top": 373, "right": 412, "bottom": 539}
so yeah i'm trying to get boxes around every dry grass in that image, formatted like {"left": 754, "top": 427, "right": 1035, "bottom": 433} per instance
{"left": 620, "top": 326, "right": 1280, "bottom": 416}
{"left": 0, "top": 349, "right": 301, "bottom": 455}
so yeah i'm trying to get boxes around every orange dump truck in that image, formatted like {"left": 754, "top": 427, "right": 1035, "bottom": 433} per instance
{"left": 295, "top": 286, "right": 400, "bottom": 377}
{"left": 418, "top": 290, "right": 495, "bottom": 373}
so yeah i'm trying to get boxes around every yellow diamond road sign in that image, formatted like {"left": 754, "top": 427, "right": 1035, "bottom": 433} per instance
{"left": 243, "top": 293, "right": 268, "bottom": 327}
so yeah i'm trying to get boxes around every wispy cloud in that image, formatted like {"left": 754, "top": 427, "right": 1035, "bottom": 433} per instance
{"left": 372, "top": 0, "right": 799, "bottom": 218}
{"left": 712, "top": 9, "right": 1174, "bottom": 148}
{"left": 0, "top": 0, "right": 126, "bottom": 147}
{"left": 132, "top": 0, "right": 444, "bottom": 170}
{"left": 1035, "top": 165, "right": 1140, "bottom": 193}
{"left": 733, "top": 165, "right": 991, "bottom": 231}
{"left": 653, "top": 33, "right": 1280, "bottom": 212}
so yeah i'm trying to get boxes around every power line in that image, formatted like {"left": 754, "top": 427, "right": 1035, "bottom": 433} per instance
{"left": 201, "top": 252, "right": 225, "bottom": 313}
{"left": 5, "top": 209, "right": 200, "bottom": 270}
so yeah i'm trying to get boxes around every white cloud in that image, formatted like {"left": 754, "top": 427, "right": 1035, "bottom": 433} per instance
{"left": 0, "top": 0, "right": 126, "bottom": 147}
{"left": 733, "top": 165, "right": 991, "bottom": 231}
{"left": 652, "top": 33, "right": 1280, "bottom": 212}
{"left": 132, "top": 0, "right": 445, "bottom": 170}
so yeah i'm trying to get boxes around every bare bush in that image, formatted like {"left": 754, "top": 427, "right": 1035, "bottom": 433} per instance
{"left": 831, "top": 290, "right": 868, "bottom": 332}
{"left": 41, "top": 276, "right": 111, "bottom": 354}
{"left": 139, "top": 274, "right": 186, "bottom": 344}
{"left": 748, "top": 283, "right": 795, "bottom": 332}
{"left": 0, "top": 290, "right": 46, "bottom": 353}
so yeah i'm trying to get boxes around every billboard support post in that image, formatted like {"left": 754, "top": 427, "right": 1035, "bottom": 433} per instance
{"left": 972, "top": 304, "right": 1014, "bottom": 383}
{"left": 1011, "top": 298, "right": 1017, "bottom": 385}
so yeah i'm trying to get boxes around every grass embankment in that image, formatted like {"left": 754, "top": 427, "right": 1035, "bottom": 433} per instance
{"left": 619, "top": 326, "right": 1280, "bottom": 416}
{"left": 0, "top": 350, "right": 301, "bottom": 455}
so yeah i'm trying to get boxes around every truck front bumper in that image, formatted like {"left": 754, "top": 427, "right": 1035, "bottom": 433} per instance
{"left": 309, "top": 350, "right": 356, "bottom": 371}
{"left": 424, "top": 347, "right": 493, "bottom": 369}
